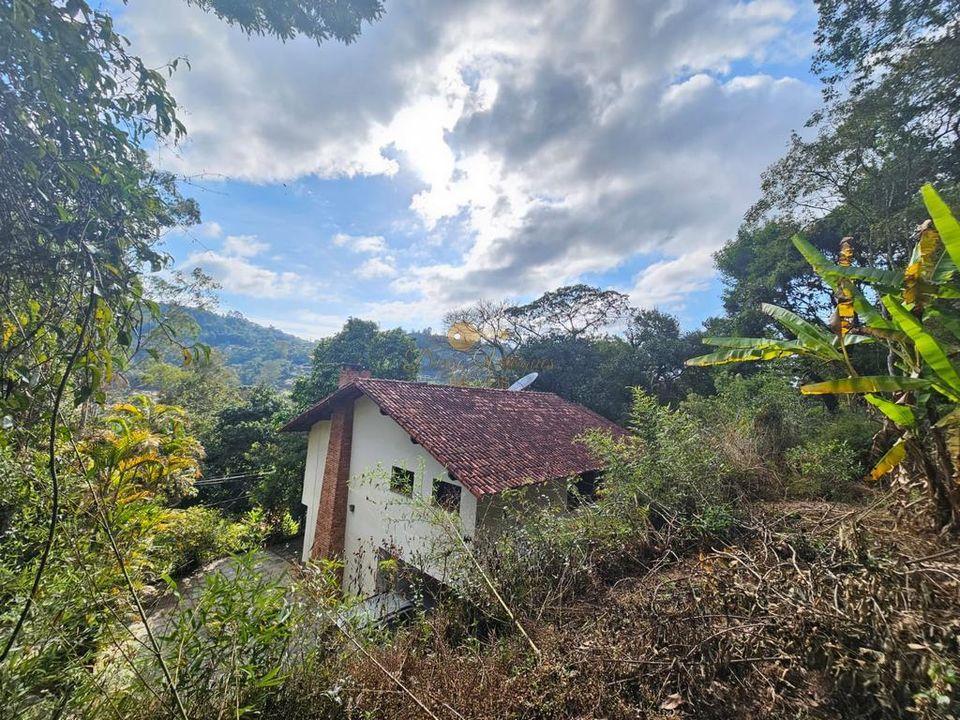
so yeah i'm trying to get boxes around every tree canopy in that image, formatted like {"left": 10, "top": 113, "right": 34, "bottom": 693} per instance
{"left": 291, "top": 318, "right": 421, "bottom": 408}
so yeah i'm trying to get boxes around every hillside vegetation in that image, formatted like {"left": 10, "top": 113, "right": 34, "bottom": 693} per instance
{"left": 144, "top": 306, "right": 315, "bottom": 389}
{"left": 3, "top": 0, "right": 960, "bottom": 718}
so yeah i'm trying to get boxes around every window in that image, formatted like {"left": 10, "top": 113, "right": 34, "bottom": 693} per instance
{"left": 433, "top": 479, "right": 461, "bottom": 512}
{"left": 390, "top": 466, "right": 415, "bottom": 496}
{"left": 567, "top": 471, "right": 602, "bottom": 510}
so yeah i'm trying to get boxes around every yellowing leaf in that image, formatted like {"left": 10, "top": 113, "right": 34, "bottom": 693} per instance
{"left": 903, "top": 223, "right": 940, "bottom": 307}
{"left": 869, "top": 439, "right": 907, "bottom": 481}
{"left": 800, "top": 376, "right": 931, "bottom": 394}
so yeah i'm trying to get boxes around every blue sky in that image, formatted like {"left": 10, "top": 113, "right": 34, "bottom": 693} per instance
{"left": 120, "top": 0, "right": 823, "bottom": 339}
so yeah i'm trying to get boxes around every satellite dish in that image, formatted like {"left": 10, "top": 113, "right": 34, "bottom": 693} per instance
{"left": 507, "top": 372, "right": 538, "bottom": 391}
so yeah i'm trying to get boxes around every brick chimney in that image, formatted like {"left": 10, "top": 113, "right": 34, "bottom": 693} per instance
{"left": 310, "top": 397, "right": 354, "bottom": 562}
{"left": 338, "top": 365, "right": 371, "bottom": 387}
{"left": 310, "top": 366, "right": 369, "bottom": 564}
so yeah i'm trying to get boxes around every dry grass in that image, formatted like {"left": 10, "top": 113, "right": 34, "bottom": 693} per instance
{"left": 325, "top": 500, "right": 960, "bottom": 719}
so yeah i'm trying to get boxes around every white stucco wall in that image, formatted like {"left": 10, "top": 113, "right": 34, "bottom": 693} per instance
{"left": 300, "top": 420, "right": 330, "bottom": 562}
{"left": 300, "top": 395, "right": 478, "bottom": 596}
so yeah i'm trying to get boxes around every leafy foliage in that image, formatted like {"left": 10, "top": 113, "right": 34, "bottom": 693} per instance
{"left": 444, "top": 287, "right": 709, "bottom": 413}
{"left": 137, "top": 305, "right": 314, "bottom": 389}
{"left": 690, "top": 186, "right": 960, "bottom": 531}
{"left": 200, "top": 385, "right": 306, "bottom": 522}
{"left": 292, "top": 318, "right": 421, "bottom": 408}
{"left": 183, "top": 0, "right": 384, "bottom": 44}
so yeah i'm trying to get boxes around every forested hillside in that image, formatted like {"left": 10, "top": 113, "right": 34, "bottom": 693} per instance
{"left": 149, "top": 306, "right": 315, "bottom": 388}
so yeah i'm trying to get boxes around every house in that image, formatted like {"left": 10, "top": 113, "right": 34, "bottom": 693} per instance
{"left": 282, "top": 368, "right": 628, "bottom": 596}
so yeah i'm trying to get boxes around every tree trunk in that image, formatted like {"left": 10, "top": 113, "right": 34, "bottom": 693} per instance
{"left": 926, "top": 426, "right": 960, "bottom": 533}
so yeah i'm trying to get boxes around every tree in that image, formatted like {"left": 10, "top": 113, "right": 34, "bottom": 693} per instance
{"left": 510, "top": 307, "right": 709, "bottom": 421}
{"left": 443, "top": 300, "right": 526, "bottom": 387}
{"left": 747, "top": 0, "right": 960, "bottom": 254}
{"left": 183, "top": 0, "right": 383, "bottom": 43}
{"left": 291, "top": 318, "right": 421, "bottom": 408}
{"left": 713, "top": 220, "right": 835, "bottom": 335}
{"left": 714, "top": 0, "right": 960, "bottom": 335}
{"left": 200, "top": 385, "right": 306, "bottom": 518}
{"left": 508, "top": 284, "right": 630, "bottom": 339}
{"left": 445, "top": 285, "right": 631, "bottom": 387}
{"left": 0, "top": 0, "right": 383, "bottom": 694}
{"left": 136, "top": 350, "right": 242, "bottom": 437}
{"left": 689, "top": 186, "right": 960, "bottom": 532}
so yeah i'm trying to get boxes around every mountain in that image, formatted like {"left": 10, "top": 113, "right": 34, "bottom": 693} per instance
{"left": 151, "top": 309, "right": 472, "bottom": 390}
{"left": 169, "top": 306, "right": 315, "bottom": 388}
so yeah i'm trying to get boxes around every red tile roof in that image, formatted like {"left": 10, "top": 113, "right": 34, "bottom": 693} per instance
{"left": 283, "top": 378, "right": 629, "bottom": 496}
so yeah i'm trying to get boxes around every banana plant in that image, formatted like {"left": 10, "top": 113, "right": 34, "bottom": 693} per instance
{"left": 687, "top": 185, "right": 960, "bottom": 531}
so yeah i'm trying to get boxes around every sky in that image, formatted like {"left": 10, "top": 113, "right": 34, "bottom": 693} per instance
{"left": 118, "top": 0, "right": 823, "bottom": 340}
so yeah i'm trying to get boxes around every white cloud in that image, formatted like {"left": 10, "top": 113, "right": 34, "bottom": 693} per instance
{"left": 332, "top": 233, "right": 388, "bottom": 254}
{"left": 356, "top": 256, "right": 398, "bottom": 279}
{"left": 127, "top": 0, "right": 818, "bottom": 315}
{"left": 183, "top": 234, "right": 307, "bottom": 298}
{"left": 629, "top": 249, "right": 717, "bottom": 311}
{"left": 184, "top": 250, "right": 305, "bottom": 298}
{"left": 199, "top": 220, "right": 223, "bottom": 238}
{"left": 246, "top": 310, "right": 345, "bottom": 340}
{"left": 222, "top": 234, "right": 268, "bottom": 257}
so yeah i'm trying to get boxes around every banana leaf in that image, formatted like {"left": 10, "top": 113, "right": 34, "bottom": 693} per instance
{"left": 933, "top": 251, "right": 957, "bottom": 284}
{"left": 685, "top": 344, "right": 806, "bottom": 367}
{"left": 790, "top": 235, "right": 902, "bottom": 287}
{"left": 702, "top": 337, "right": 805, "bottom": 349}
{"left": 760, "top": 303, "right": 843, "bottom": 361}
{"left": 922, "top": 184, "right": 960, "bottom": 270}
{"left": 800, "top": 376, "right": 932, "bottom": 395}
{"left": 883, "top": 295, "right": 960, "bottom": 392}
{"left": 834, "top": 333, "right": 873, "bottom": 347}
{"left": 827, "top": 264, "right": 903, "bottom": 290}
{"left": 791, "top": 235, "right": 896, "bottom": 331}
{"left": 868, "top": 438, "right": 907, "bottom": 481}
{"left": 864, "top": 394, "right": 916, "bottom": 428}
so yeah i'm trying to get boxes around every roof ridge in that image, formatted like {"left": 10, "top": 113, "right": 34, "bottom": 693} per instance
{"left": 357, "top": 377, "right": 555, "bottom": 395}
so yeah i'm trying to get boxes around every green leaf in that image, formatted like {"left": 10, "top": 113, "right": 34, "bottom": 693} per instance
{"left": 760, "top": 303, "right": 843, "bottom": 361}
{"left": 883, "top": 295, "right": 960, "bottom": 392}
{"left": 868, "top": 438, "right": 907, "bottom": 481}
{"left": 792, "top": 234, "right": 833, "bottom": 277}
{"left": 685, "top": 344, "right": 805, "bottom": 367}
{"left": 800, "top": 376, "right": 931, "bottom": 395}
{"left": 922, "top": 184, "right": 960, "bottom": 270}
{"left": 702, "top": 336, "right": 802, "bottom": 349}
{"left": 827, "top": 264, "right": 903, "bottom": 289}
{"left": 835, "top": 333, "right": 873, "bottom": 347}
{"left": 790, "top": 234, "right": 902, "bottom": 288}
{"left": 791, "top": 235, "right": 897, "bottom": 331}
{"left": 864, "top": 394, "right": 916, "bottom": 428}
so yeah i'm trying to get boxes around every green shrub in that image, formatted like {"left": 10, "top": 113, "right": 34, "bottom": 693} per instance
{"left": 149, "top": 506, "right": 271, "bottom": 578}
{"left": 680, "top": 370, "right": 878, "bottom": 498}
{"left": 120, "top": 554, "right": 297, "bottom": 718}
{"left": 464, "top": 389, "right": 737, "bottom": 617}
{"left": 785, "top": 439, "right": 861, "bottom": 500}
{"left": 150, "top": 506, "right": 231, "bottom": 576}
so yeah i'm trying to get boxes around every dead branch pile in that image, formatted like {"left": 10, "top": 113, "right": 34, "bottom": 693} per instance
{"left": 331, "top": 502, "right": 960, "bottom": 719}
